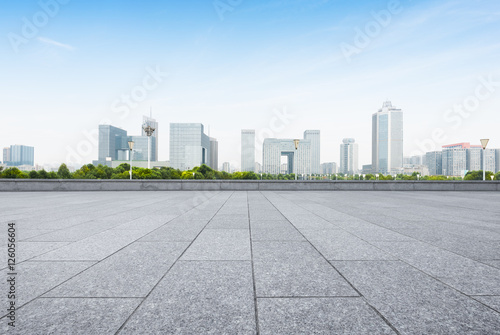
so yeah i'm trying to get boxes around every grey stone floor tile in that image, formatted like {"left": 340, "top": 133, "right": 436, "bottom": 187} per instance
{"left": 18, "top": 229, "right": 54, "bottom": 241}
{"left": 482, "top": 260, "right": 500, "bottom": 269}
{"left": 254, "top": 258, "right": 357, "bottom": 297}
{"left": 25, "top": 220, "right": 122, "bottom": 242}
{"left": 181, "top": 229, "right": 251, "bottom": 260}
{"left": 286, "top": 214, "right": 338, "bottom": 229}
{"left": 252, "top": 241, "right": 324, "bottom": 262}
{"left": 301, "top": 230, "right": 397, "bottom": 260}
{"left": 250, "top": 219, "right": 291, "bottom": 229}
{"left": 0, "top": 261, "right": 94, "bottom": 311}
{"left": 206, "top": 215, "right": 249, "bottom": 229}
{"left": 258, "top": 298, "right": 396, "bottom": 335}
{"left": 33, "top": 230, "right": 144, "bottom": 261}
{"left": 472, "top": 296, "right": 500, "bottom": 313}
{"left": 250, "top": 211, "right": 285, "bottom": 220}
{"left": 45, "top": 242, "right": 188, "bottom": 298}
{"left": 251, "top": 227, "right": 305, "bottom": 241}
{"left": 110, "top": 214, "right": 178, "bottom": 230}
{"left": 333, "top": 260, "right": 500, "bottom": 334}
{"left": 374, "top": 241, "right": 500, "bottom": 295}
{"left": 1, "top": 298, "right": 141, "bottom": 335}
{"left": 0, "top": 242, "right": 70, "bottom": 267}
{"left": 120, "top": 261, "right": 256, "bottom": 334}
{"left": 346, "top": 226, "right": 415, "bottom": 242}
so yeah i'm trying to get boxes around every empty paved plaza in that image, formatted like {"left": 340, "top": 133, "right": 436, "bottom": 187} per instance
{"left": 1, "top": 191, "right": 500, "bottom": 334}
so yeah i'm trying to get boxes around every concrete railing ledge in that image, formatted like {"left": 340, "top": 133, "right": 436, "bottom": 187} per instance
{"left": 0, "top": 179, "right": 499, "bottom": 191}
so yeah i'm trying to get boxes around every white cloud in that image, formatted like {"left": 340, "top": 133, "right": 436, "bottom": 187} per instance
{"left": 37, "top": 37, "right": 75, "bottom": 51}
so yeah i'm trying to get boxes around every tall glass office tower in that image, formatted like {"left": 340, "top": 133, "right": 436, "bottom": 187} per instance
{"left": 8, "top": 145, "right": 34, "bottom": 166}
{"left": 339, "top": 138, "right": 358, "bottom": 175}
{"left": 98, "top": 125, "right": 128, "bottom": 162}
{"left": 210, "top": 137, "right": 218, "bottom": 170}
{"left": 241, "top": 130, "right": 255, "bottom": 172}
{"left": 169, "top": 123, "right": 211, "bottom": 170}
{"left": 304, "top": 130, "right": 320, "bottom": 174}
{"left": 372, "top": 101, "right": 403, "bottom": 174}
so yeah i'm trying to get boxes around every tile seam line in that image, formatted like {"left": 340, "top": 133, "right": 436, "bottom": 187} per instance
{"left": 0, "top": 191, "right": 223, "bottom": 321}
{"left": 261, "top": 190, "right": 402, "bottom": 335}
{"left": 114, "top": 191, "right": 234, "bottom": 335}
{"left": 249, "top": 191, "right": 261, "bottom": 335}
{"left": 271, "top": 191, "right": 500, "bottom": 317}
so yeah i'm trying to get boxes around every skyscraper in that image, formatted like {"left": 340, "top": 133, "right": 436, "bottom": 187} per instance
{"left": 321, "top": 162, "right": 337, "bottom": 174}
{"left": 484, "top": 149, "right": 496, "bottom": 173}
{"left": 142, "top": 114, "right": 158, "bottom": 161}
{"left": 3, "top": 147, "right": 10, "bottom": 164}
{"left": 241, "top": 130, "right": 255, "bottom": 172}
{"left": 425, "top": 151, "right": 443, "bottom": 176}
{"left": 98, "top": 125, "right": 128, "bottom": 163}
{"left": 128, "top": 135, "right": 156, "bottom": 161}
{"left": 210, "top": 137, "right": 218, "bottom": 170}
{"left": 372, "top": 101, "right": 403, "bottom": 174}
{"left": 169, "top": 123, "right": 211, "bottom": 170}
{"left": 222, "top": 162, "right": 231, "bottom": 173}
{"left": 262, "top": 138, "right": 311, "bottom": 175}
{"left": 496, "top": 149, "right": 500, "bottom": 173}
{"left": 442, "top": 144, "right": 467, "bottom": 177}
{"left": 8, "top": 145, "right": 34, "bottom": 166}
{"left": 339, "top": 138, "right": 358, "bottom": 175}
{"left": 466, "top": 146, "right": 482, "bottom": 171}
{"left": 304, "top": 130, "right": 320, "bottom": 174}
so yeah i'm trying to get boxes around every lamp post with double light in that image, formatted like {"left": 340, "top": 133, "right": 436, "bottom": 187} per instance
{"left": 128, "top": 141, "right": 134, "bottom": 180}
{"left": 480, "top": 139, "right": 489, "bottom": 181}
{"left": 293, "top": 139, "right": 300, "bottom": 181}
{"left": 142, "top": 124, "right": 156, "bottom": 169}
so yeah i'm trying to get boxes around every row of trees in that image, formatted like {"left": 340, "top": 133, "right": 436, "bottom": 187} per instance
{"left": 1, "top": 164, "right": 499, "bottom": 181}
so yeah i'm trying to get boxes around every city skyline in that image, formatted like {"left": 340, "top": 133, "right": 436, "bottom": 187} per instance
{"left": 1, "top": 1, "right": 500, "bottom": 167}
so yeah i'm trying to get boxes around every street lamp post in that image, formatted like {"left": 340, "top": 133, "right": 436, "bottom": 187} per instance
{"left": 480, "top": 139, "right": 489, "bottom": 181}
{"left": 293, "top": 139, "right": 299, "bottom": 181}
{"left": 128, "top": 141, "right": 134, "bottom": 180}
{"left": 142, "top": 124, "right": 156, "bottom": 169}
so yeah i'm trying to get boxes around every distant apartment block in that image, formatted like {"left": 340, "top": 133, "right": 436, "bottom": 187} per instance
{"left": 425, "top": 151, "right": 443, "bottom": 176}
{"left": 222, "top": 162, "right": 231, "bottom": 173}
{"left": 496, "top": 149, "right": 500, "bottom": 173}
{"left": 442, "top": 143, "right": 468, "bottom": 177}
{"left": 5, "top": 145, "right": 34, "bottom": 166}
{"left": 321, "top": 162, "right": 337, "bottom": 175}
{"left": 241, "top": 130, "right": 255, "bottom": 172}
{"left": 3, "top": 147, "right": 10, "bottom": 164}
{"left": 339, "top": 138, "right": 359, "bottom": 175}
{"left": 304, "top": 130, "right": 320, "bottom": 174}
{"left": 170, "top": 123, "right": 211, "bottom": 170}
{"left": 372, "top": 101, "right": 403, "bottom": 174}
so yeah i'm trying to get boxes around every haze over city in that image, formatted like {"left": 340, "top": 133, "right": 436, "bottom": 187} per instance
{"left": 1, "top": 0, "right": 500, "bottom": 168}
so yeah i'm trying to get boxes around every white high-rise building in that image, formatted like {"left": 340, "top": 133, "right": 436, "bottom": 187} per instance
{"left": 339, "top": 138, "right": 359, "bottom": 175}
{"left": 169, "top": 123, "right": 210, "bottom": 170}
{"left": 222, "top": 162, "right": 231, "bottom": 173}
{"left": 142, "top": 114, "right": 158, "bottom": 161}
{"left": 484, "top": 148, "right": 496, "bottom": 173}
{"left": 241, "top": 130, "right": 255, "bottom": 172}
{"left": 304, "top": 130, "right": 320, "bottom": 174}
{"left": 496, "top": 149, "right": 500, "bottom": 173}
{"left": 321, "top": 162, "right": 337, "bottom": 174}
{"left": 372, "top": 101, "right": 403, "bottom": 174}
{"left": 467, "top": 147, "right": 482, "bottom": 171}
{"left": 263, "top": 138, "right": 311, "bottom": 175}
{"left": 209, "top": 137, "right": 218, "bottom": 170}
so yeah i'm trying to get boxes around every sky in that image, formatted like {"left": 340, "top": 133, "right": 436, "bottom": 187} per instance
{"left": 1, "top": 0, "right": 500, "bottom": 169}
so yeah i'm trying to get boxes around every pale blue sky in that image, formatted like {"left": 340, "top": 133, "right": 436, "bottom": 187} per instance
{"left": 1, "top": 0, "right": 499, "bottom": 168}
